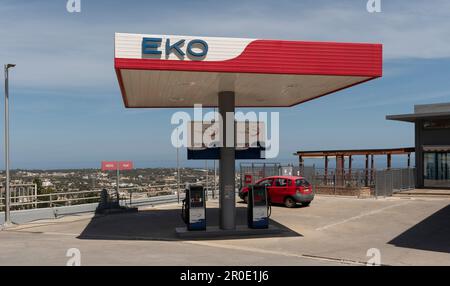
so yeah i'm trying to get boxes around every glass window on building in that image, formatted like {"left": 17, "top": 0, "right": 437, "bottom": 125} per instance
{"left": 424, "top": 152, "right": 450, "bottom": 188}
{"left": 423, "top": 119, "right": 450, "bottom": 129}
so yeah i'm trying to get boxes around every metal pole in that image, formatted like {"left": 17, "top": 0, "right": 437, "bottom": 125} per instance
{"left": 213, "top": 159, "right": 216, "bottom": 199}
{"left": 129, "top": 189, "right": 132, "bottom": 206}
{"left": 212, "top": 108, "right": 216, "bottom": 199}
{"left": 218, "top": 91, "right": 235, "bottom": 230}
{"left": 34, "top": 183, "right": 37, "bottom": 209}
{"left": 4, "top": 65, "right": 13, "bottom": 225}
{"left": 333, "top": 173, "right": 336, "bottom": 196}
{"left": 365, "top": 154, "right": 369, "bottom": 187}
{"left": 205, "top": 160, "right": 208, "bottom": 200}
{"left": 116, "top": 162, "right": 120, "bottom": 205}
{"left": 371, "top": 155, "right": 375, "bottom": 185}
{"left": 251, "top": 162, "right": 254, "bottom": 182}
{"left": 176, "top": 127, "right": 180, "bottom": 204}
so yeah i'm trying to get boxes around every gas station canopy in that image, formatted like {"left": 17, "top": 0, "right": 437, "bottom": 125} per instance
{"left": 114, "top": 33, "right": 382, "bottom": 108}
{"left": 114, "top": 32, "right": 382, "bottom": 231}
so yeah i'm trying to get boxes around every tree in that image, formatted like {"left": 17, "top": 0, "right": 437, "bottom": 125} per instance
{"left": 33, "top": 177, "right": 55, "bottom": 208}
{"left": 33, "top": 177, "right": 43, "bottom": 195}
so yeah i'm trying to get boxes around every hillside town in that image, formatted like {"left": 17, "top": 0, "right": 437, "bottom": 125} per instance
{"left": 0, "top": 168, "right": 216, "bottom": 193}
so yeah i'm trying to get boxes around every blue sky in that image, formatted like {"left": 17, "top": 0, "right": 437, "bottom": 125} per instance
{"left": 1, "top": 0, "right": 450, "bottom": 169}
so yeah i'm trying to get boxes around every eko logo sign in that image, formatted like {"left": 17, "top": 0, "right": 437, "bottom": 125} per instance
{"left": 142, "top": 38, "right": 209, "bottom": 59}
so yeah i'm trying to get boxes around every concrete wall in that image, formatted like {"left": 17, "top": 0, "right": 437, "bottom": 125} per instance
{"left": 0, "top": 193, "right": 186, "bottom": 225}
{"left": 0, "top": 203, "right": 99, "bottom": 225}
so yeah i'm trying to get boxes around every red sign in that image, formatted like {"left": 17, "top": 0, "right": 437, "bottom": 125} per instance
{"left": 119, "top": 161, "right": 133, "bottom": 170}
{"left": 102, "top": 161, "right": 118, "bottom": 171}
{"left": 101, "top": 161, "right": 133, "bottom": 171}
{"left": 244, "top": 174, "right": 253, "bottom": 184}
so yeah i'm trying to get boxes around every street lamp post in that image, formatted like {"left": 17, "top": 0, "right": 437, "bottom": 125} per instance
{"left": 176, "top": 127, "right": 180, "bottom": 204}
{"left": 213, "top": 108, "right": 216, "bottom": 199}
{"left": 4, "top": 64, "right": 15, "bottom": 226}
{"left": 205, "top": 160, "right": 208, "bottom": 200}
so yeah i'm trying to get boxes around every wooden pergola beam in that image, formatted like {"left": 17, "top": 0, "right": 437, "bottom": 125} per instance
{"left": 295, "top": 147, "right": 415, "bottom": 157}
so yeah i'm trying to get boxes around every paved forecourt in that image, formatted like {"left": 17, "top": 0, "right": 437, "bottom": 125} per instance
{"left": 1, "top": 195, "right": 448, "bottom": 266}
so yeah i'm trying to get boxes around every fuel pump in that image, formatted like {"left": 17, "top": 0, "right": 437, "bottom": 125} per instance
{"left": 181, "top": 184, "right": 206, "bottom": 231}
{"left": 247, "top": 185, "right": 271, "bottom": 229}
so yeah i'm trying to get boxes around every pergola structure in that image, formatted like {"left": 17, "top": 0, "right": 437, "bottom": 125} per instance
{"left": 296, "top": 147, "right": 415, "bottom": 168}
{"left": 295, "top": 147, "right": 415, "bottom": 185}
{"left": 115, "top": 33, "right": 382, "bottom": 230}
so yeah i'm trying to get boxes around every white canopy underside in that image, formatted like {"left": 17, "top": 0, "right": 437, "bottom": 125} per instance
{"left": 119, "top": 69, "right": 370, "bottom": 108}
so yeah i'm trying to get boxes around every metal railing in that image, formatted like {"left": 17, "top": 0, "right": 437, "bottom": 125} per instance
{"left": 301, "top": 166, "right": 415, "bottom": 197}
{"left": 1, "top": 180, "right": 220, "bottom": 211}
{"left": 121, "top": 180, "right": 219, "bottom": 207}
{"left": 374, "top": 168, "right": 415, "bottom": 197}
{"left": 239, "top": 163, "right": 416, "bottom": 198}
{"left": 239, "top": 162, "right": 282, "bottom": 188}
{"left": 239, "top": 163, "right": 375, "bottom": 196}
{"left": 0, "top": 189, "right": 101, "bottom": 210}
{"left": 0, "top": 184, "right": 38, "bottom": 210}
{"left": 299, "top": 167, "right": 374, "bottom": 196}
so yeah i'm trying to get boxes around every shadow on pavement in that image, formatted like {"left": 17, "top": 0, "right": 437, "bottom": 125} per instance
{"left": 78, "top": 206, "right": 302, "bottom": 241}
{"left": 388, "top": 204, "right": 450, "bottom": 253}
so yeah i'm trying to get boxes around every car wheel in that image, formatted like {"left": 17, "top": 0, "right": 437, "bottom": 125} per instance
{"left": 243, "top": 194, "right": 248, "bottom": 204}
{"left": 284, "top": 197, "right": 296, "bottom": 208}
{"left": 301, "top": 202, "right": 311, "bottom": 207}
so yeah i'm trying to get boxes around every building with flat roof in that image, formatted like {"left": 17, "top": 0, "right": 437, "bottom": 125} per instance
{"left": 387, "top": 102, "right": 450, "bottom": 188}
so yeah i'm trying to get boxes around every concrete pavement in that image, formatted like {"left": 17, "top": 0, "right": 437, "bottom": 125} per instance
{"left": 0, "top": 195, "right": 449, "bottom": 266}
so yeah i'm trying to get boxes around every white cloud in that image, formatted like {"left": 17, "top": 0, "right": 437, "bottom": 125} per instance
{"left": 177, "top": 0, "right": 450, "bottom": 60}
{"left": 341, "top": 90, "right": 450, "bottom": 111}
{"left": 1, "top": 0, "right": 450, "bottom": 93}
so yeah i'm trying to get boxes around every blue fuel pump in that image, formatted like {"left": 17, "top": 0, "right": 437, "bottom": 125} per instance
{"left": 181, "top": 184, "right": 206, "bottom": 231}
{"left": 247, "top": 185, "right": 270, "bottom": 229}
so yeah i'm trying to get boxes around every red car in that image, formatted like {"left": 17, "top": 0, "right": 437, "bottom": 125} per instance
{"left": 239, "top": 176, "right": 314, "bottom": 208}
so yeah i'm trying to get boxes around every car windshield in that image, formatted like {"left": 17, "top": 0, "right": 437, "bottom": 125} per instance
{"left": 257, "top": 179, "right": 273, "bottom": 187}
{"left": 295, "top": 179, "right": 311, "bottom": 187}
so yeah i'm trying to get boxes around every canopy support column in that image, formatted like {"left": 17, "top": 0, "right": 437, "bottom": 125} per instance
{"left": 218, "top": 91, "right": 236, "bottom": 230}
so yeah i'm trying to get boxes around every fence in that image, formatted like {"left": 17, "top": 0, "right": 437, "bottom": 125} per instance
{"left": 2, "top": 167, "right": 415, "bottom": 211}
{"left": 239, "top": 163, "right": 416, "bottom": 198}
{"left": 300, "top": 166, "right": 416, "bottom": 197}
{"left": 298, "top": 167, "right": 374, "bottom": 196}
{"left": 239, "top": 163, "right": 282, "bottom": 188}
{"left": 0, "top": 179, "right": 219, "bottom": 212}
{"left": 374, "top": 168, "right": 415, "bottom": 197}
{"left": 0, "top": 184, "right": 38, "bottom": 210}
{"left": 123, "top": 180, "right": 219, "bottom": 206}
